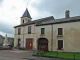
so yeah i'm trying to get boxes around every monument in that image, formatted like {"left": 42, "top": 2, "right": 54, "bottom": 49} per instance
{"left": 3, "top": 34, "right": 10, "bottom": 48}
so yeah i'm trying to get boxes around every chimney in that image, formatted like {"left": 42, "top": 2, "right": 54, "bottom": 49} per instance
{"left": 65, "top": 10, "right": 70, "bottom": 18}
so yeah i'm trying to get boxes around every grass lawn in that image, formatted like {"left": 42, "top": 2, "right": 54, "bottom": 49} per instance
{"left": 33, "top": 52, "right": 80, "bottom": 60}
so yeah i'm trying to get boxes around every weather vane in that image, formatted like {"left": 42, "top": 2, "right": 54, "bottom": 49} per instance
{"left": 26, "top": 3, "right": 28, "bottom": 9}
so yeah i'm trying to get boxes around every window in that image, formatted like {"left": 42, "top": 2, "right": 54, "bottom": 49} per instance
{"left": 28, "top": 26, "right": 31, "bottom": 34}
{"left": 23, "top": 20, "right": 24, "bottom": 23}
{"left": 18, "top": 28, "right": 21, "bottom": 35}
{"left": 58, "top": 28, "right": 63, "bottom": 35}
{"left": 58, "top": 40, "right": 63, "bottom": 49}
{"left": 41, "top": 28, "right": 45, "bottom": 34}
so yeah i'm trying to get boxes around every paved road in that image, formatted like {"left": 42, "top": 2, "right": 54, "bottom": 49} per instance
{"left": 0, "top": 55, "right": 27, "bottom": 60}
{"left": 0, "top": 49, "right": 68, "bottom": 60}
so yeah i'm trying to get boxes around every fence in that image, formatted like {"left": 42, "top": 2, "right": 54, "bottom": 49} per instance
{"left": 33, "top": 51, "right": 80, "bottom": 60}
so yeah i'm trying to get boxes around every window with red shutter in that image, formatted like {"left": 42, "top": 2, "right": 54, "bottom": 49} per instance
{"left": 58, "top": 40, "right": 63, "bottom": 49}
{"left": 41, "top": 28, "right": 45, "bottom": 34}
{"left": 58, "top": 28, "right": 63, "bottom": 35}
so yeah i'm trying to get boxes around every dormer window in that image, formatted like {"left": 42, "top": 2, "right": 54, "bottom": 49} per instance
{"left": 23, "top": 20, "right": 24, "bottom": 23}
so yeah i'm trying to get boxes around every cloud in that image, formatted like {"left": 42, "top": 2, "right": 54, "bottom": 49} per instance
{"left": 0, "top": 0, "right": 4, "bottom": 7}
{"left": 0, "top": 20, "right": 14, "bottom": 36}
{"left": 30, "top": 0, "right": 80, "bottom": 19}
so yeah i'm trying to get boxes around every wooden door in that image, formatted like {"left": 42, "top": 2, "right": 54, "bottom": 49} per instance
{"left": 26, "top": 39, "right": 33, "bottom": 49}
{"left": 38, "top": 38, "right": 48, "bottom": 51}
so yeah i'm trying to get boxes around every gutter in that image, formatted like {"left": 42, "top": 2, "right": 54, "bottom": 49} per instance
{"left": 23, "top": 26, "right": 25, "bottom": 48}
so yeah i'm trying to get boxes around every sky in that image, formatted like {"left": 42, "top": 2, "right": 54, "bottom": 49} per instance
{"left": 0, "top": 0, "right": 80, "bottom": 38}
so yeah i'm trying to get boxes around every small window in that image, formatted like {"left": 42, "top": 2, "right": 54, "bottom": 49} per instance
{"left": 18, "top": 28, "right": 21, "bottom": 35}
{"left": 44, "top": 43, "right": 46, "bottom": 45}
{"left": 28, "top": 20, "right": 30, "bottom": 22}
{"left": 41, "top": 43, "right": 43, "bottom": 45}
{"left": 23, "top": 20, "right": 24, "bottom": 23}
{"left": 41, "top": 28, "right": 45, "bottom": 34}
{"left": 58, "top": 28, "right": 63, "bottom": 35}
{"left": 28, "top": 26, "right": 31, "bottom": 34}
{"left": 58, "top": 40, "right": 63, "bottom": 49}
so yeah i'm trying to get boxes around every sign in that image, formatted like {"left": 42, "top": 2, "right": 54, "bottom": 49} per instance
{"left": 24, "top": 43, "right": 25, "bottom": 47}
{"left": 30, "top": 43, "right": 31, "bottom": 46}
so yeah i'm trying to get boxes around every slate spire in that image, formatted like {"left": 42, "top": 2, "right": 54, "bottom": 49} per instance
{"left": 21, "top": 8, "right": 31, "bottom": 18}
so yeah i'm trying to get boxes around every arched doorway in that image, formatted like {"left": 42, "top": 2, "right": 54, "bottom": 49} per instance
{"left": 38, "top": 38, "right": 48, "bottom": 51}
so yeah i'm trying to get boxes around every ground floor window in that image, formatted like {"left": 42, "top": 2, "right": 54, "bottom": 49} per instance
{"left": 58, "top": 40, "right": 63, "bottom": 50}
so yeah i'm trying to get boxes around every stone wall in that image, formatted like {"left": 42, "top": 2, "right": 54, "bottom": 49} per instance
{"left": 0, "top": 35, "right": 14, "bottom": 46}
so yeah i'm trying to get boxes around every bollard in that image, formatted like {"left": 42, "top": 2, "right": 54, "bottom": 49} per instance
{"left": 57, "top": 52, "right": 58, "bottom": 57}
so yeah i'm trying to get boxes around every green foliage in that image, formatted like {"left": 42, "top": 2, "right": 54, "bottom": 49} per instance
{"left": 0, "top": 47, "right": 2, "bottom": 50}
{"left": 34, "top": 52, "right": 80, "bottom": 60}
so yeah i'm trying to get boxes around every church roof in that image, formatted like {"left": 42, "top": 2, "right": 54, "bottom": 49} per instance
{"left": 21, "top": 8, "right": 31, "bottom": 18}
{"left": 14, "top": 16, "right": 54, "bottom": 28}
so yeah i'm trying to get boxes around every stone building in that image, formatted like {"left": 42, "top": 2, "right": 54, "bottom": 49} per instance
{"left": 14, "top": 8, "right": 80, "bottom": 52}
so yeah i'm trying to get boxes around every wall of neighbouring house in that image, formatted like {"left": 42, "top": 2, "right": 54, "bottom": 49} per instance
{"left": 53, "top": 21, "right": 80, "bottom": 52}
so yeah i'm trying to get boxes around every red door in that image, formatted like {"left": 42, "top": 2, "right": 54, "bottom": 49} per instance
{"left": 26, "top": 39, "right": 33, "bottom": 49}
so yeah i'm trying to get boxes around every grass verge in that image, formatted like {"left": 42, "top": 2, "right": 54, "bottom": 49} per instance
{"left": 33, "top": 52, "right": 80, "bottom": 60}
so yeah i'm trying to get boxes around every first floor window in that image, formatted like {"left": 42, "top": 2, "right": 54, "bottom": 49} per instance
{"left": 58, "top": 40, "right": 63, "bottom": 49}
{"left": 41, "top": 28, "right": 45, "bottom": 34}
{"left": 58, "top": 28, "right": 63, "bottom": 35}
{"left": 18, "top": 28, "right": 21, "bottom": 35}
{"left": 28, "top": 26, "right": 31, "bottom": 34}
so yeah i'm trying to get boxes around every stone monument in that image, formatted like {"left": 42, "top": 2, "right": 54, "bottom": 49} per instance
{"left": 3, "top": 34, "right": 10, "bottom": 48}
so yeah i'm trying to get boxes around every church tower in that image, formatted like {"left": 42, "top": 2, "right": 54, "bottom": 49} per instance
{"left": 20, "top": 8, "right": 32, "bottom": 24}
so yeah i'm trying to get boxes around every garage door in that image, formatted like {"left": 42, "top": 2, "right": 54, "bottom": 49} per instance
{"left": 38, "top": 38, "right": 48, "bottom": 51}
{"left": 26, "top": 39, "right": 33, "bottom": 49}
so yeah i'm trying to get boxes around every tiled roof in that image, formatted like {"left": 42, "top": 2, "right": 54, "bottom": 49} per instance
{"left": 21, "top": 8, "right": 31, "bottom": 18}
{"left": 14, "top": 16, "right": 54, "bottom": 28}
{"left": 36, "top": 16, "right": 80, "bottom": 26}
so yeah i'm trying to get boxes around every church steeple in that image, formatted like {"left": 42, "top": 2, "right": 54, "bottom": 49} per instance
{"left": 21, "top": 8, "right": 31, "bottom": 18}
{"left": 20, "top": 8, "right": 32, "bottom": 24}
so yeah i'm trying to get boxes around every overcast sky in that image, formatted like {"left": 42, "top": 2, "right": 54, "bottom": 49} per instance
{"left": 0, "top": 0, "right": 80, "bottom": 38}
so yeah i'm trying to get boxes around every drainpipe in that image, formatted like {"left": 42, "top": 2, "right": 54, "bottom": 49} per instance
{"left": 23, "top": 26, "right": 24, "bottom": 48}
{"left": 51, "top": 24, "right": 53, "bottom": 51}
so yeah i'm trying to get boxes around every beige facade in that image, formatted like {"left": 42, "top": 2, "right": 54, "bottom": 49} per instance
{"left": 53, "top": 21, "right": 80, "bottom": 52}
{"left": 14, "top": 24, "right": 36, "bottom": 49}
{"left": 14, "top": 9, "right": 80, "bottom": 52}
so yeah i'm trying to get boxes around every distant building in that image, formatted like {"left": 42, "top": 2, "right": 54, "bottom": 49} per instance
{"left": 14, "top": 8, "right": 80, "bottom": 52}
